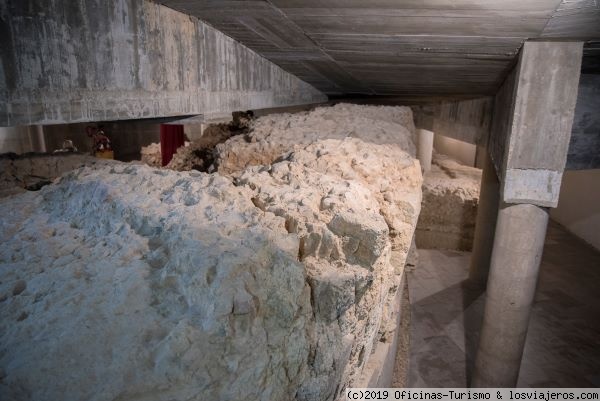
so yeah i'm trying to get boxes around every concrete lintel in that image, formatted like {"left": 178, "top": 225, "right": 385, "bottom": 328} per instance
{"left": 0, "top": 0, "right": 326, "bottom": 127}
{"left": 502, "top": 168, "right": 562, "bottom": 208}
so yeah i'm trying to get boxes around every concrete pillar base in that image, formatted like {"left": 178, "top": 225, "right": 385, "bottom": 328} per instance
{"left": 471, "top": 203, "right": 549, "bottom": 387}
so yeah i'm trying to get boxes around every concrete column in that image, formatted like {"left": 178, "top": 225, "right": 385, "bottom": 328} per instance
{"left": 468, "top": 149, "right": 500, "bottom": 287}
{"left": 472, "top": 41, "right": 583, "bottom": 387}
{"left": 472, "top": 203, "right": 548, "bottom": 387}
{"left": 417, "top": 128, "right": 434, "bottom": 172}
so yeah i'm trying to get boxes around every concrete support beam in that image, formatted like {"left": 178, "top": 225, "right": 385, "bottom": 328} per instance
{"left": 412, "top": 97, "right": 493, "bottom": 146}
{"left": 468, "top": 149, "right": 500, "bottom": 286}
{"left": 473, "top": 41, "right": 583, "bottom": 387}
{"left": 0, "top": 0, "right": 326, "bottom": 126}
{"left": 489, "top": 41, "right": 583, "bottom": 207}
{"left": 417, "top": 129, "right": 434, "bottom": 172}
{"left": 472, "top": 203, "right": 549, "bottom": 387}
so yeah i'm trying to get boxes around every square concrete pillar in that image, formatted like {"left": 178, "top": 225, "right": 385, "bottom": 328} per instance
{"left": 492, "top": 41, "right": 584, "bottom": 208}
{"left": 472, "top": 41, "right": 583, "bottom": 387}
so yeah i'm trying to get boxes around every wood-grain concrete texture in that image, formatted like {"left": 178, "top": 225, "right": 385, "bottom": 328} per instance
{"left": 0, "top": 0, "right": 326, "bottom": 126}
{"left": 158, "top": 0, "right": 600, "bottom": 98}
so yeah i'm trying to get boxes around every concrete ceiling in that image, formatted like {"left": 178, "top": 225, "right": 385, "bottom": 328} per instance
{"left": 157, "top": 0, "right": 600, "bottom": 99}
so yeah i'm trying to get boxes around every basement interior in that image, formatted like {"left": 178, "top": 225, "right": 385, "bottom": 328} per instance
{"left": 0, "top": 1, "right": 599, "bottom": 400}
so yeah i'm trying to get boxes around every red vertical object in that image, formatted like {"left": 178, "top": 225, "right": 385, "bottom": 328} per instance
{"left": 160, "top": 124, "right": 185, "bottom": 166}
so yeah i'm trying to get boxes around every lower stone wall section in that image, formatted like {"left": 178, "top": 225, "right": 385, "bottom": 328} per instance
{"left": 416, "top": 154, "right": 481, "bottom": 251}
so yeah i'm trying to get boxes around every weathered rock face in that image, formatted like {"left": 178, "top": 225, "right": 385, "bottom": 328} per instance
{"left": 140, "top": 142, "right": 162, "bottom": 167}
{"left": 0, "top": 153, "right": 111, "bottom": 198}
{"left": 0, "top": 164, "right": 311, "bottom": 401}
{"left": 288, "top": 139, "right": 422, "bottom": 253}
{"left": 416, "top": 153, "right": 481, "bottom": 251}
{"left": 166, "top": 123, "right": 239, "bottom": 171}
{"left": 235, "top": 138, "right": 421, "bottom": 399}
{"left": 0, "top": 104, "right": 422, "bottom": 401}
{"left": 216, "top": 103, "right": 416, "bottom": 175}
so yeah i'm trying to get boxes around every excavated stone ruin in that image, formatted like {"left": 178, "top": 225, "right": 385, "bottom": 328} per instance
{"left": 141, "top": 112, "right": 254, "bottom": 171}
{"left": 0, "top": 104, "right": 422, "bottom": 401}
{"left": 416, "top": 153, "right": 481, "bottom": 251}
{"left": 0, "top": 153, "right": 112, "bottom": 198}
{"left": 216, "top": 103, "right": 416, "bottom": 175}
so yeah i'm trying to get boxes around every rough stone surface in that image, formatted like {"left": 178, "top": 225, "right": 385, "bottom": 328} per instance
{"left": 0, "top": 104, "right": 422, "bottom": 401}
{"left": 140, "top": 143, "right": 162, "bottom": 168}
{"left": 0, "top": 153, "right": 112, "bottom": 198}
{"left": 216, "top": 103, "right": 416, "bottom": 175}
{"left": 287, "top": 139, "right": 422, "bottom": 253}
{"left": 0, "top": 164, "right": 311, "bottom": 401}
{"left": 141, "top": 116, "right": 253, "bottom": 171}
{"left": 416, "top": 154, "right": 481, "bottom": 251}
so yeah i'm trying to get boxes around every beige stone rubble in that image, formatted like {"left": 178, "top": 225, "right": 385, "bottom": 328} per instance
{"left": 235, "top": 136, "right": 421, "bottom": 398}
{"left": 1, "top": 164, "right": 311, "bottom": 401}
{"left": 140, "top": 142, "right": 162, "bottom": 167}
{"left": 416, "top": 153, "right": 481, "bottom": 251}
{"left": 216, "top": 103, "right": 416, "bottom": 175}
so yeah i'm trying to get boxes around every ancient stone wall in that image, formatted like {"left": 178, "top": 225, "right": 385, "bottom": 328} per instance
{"left": 416, "top": 154, "right": 481, "bottom": 251}
{"left": 0, "top": 104, "right": 422, "bottom": 400}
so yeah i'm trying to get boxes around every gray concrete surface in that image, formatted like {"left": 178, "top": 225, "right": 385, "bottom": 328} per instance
{"left": 505, "top": 42, "right": 582, "bottom": 173}
{"left": 412, "top": 98, "right": 493, "bottom": 145}
{"left": 158, "top": 1, "right": 600, "bottom": 98}
{"left": 0, "top": 126, "right": 46, "bottom": 153}
{"left": 0, "top": 0, "right": 326, "bottom": 126}
{"left": 490, "top": 41, "right": 583, "bottom": 208}
{"left": 472, "top": 203, "right": 549, "bottom": 387}
{"left": 488, "top": 67, "right": 517, "bottom": 179}
{"left": 468, "top": 150, "right": 500, "bottom": 286}
{"left": 406, "top": 222, "right": 600, "bottom": 387}
{"left": 566, "top": 74, "right": 600, "bottom": 170}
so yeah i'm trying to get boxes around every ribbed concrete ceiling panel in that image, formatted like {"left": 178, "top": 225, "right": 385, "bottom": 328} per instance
{"left": 158, "top": 0, "right": 600, "bottom": 98}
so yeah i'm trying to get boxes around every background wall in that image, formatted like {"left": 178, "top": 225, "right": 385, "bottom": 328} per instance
{"left": 551, "top": 169, "right": 600, "bottom": 251}
{"left": 43, "top": 122, "right": 163, "bottom": 161}
{"left": 0, "top": 120, "right": 209, "bottom": 161}
{"left": 566, "top": 74, "right": 600, "bottom": 170}
{"left": 0, "top": 126, "right": 45, "bottom": 153}
{"left": 433, "top": 134, "right": 477, "bottom": 167}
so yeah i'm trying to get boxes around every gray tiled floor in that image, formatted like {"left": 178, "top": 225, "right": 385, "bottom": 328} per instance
{"left": 406, "top": 222, "right": 600, "bottom": 387}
